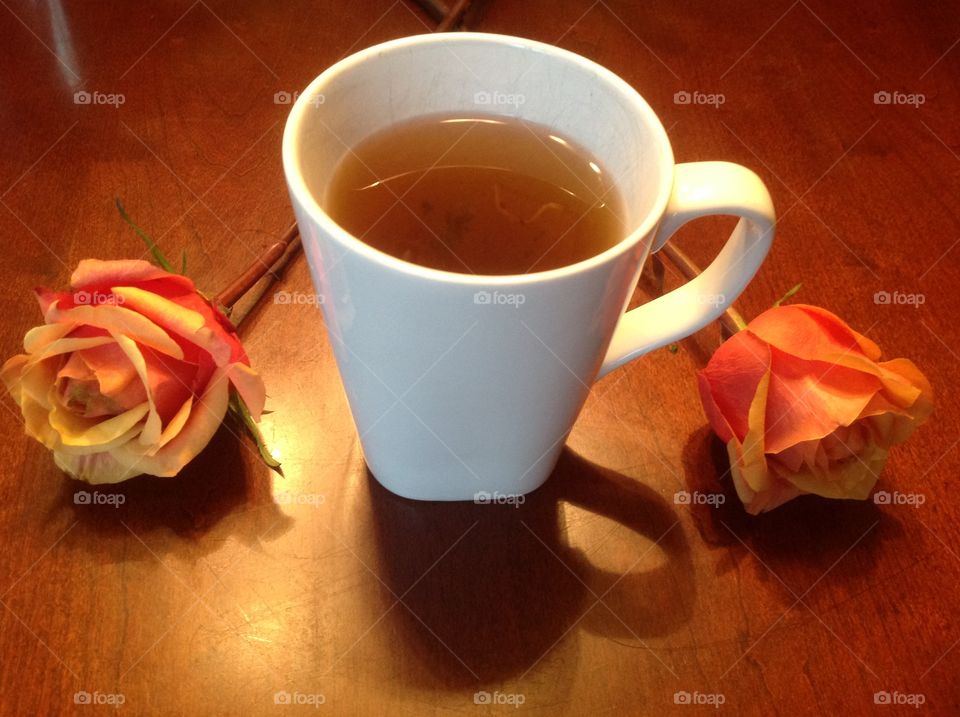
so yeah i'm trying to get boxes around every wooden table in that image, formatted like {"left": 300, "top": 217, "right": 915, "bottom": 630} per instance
{"left": 1, "top": 1, "right": 958, "bottom": 714}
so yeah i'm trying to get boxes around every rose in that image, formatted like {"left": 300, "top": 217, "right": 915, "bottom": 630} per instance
{"left": 2, "top": 259, "right": 266, "bottom": 484}
{"left": 697, "top": 304, "right": 932, "bottom": 514}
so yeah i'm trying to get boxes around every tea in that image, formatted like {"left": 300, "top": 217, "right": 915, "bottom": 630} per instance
{"left": 323, "top": 113, "right": 626, "bottom": 274}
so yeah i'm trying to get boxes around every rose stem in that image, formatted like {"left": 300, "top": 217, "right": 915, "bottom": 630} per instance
{"left": 214, "top": 223, "right": 299, "bottom": 311}
{"left": 213, "top": 3, "right": 470, "bottom": 319}
{"left": 658, "top": 242, "right": 748, "bottom": 335}
{"left": 412, "top": 0, "right": 448, "bottom": 22}
{"left": 436, "top": 0, "right": 472, "bottom": 31}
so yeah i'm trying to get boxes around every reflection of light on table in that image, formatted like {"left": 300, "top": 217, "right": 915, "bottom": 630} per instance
{"left": 46, "top": 0, "right": 81, "bottom": 89}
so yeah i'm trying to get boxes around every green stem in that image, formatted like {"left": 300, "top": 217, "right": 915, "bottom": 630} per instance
{"left": 115, "top": 199, "right": 177, "bottom": 273}
{"left": 229, "top": 393, "right": 283, "bottom": 476}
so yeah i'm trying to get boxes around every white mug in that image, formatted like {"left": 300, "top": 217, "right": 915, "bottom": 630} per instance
{"left": 282, "top": 33, "right": 774, "bottom": 501}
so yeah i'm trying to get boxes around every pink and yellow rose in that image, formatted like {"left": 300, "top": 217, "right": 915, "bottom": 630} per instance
{"left": 698, "top": 304, "right": 932, "bottom": 514}
{"left": 2, "top": 259, "right": 265, "bottom": 484}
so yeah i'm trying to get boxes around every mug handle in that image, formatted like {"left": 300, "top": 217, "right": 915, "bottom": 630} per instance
{"left": 598, "top": 161, "right": 775, "bottom": 378}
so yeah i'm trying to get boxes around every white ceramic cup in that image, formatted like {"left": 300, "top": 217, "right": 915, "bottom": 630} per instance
{"left": 282, "top": 33, "right": 774, "bottom": 501}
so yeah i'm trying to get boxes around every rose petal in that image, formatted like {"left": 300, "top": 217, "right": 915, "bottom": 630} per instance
{"left": 70, "top": 259, "right": 193, "bottom": 292}
{"left": 38, "top": 336, "right": 116, "bottom": 361}
{"left": 107, "top": 366, "right": 230, "bottom": 477}
{"left": 762, "top": 348, "right": 883, "bottom": 454}
{"left": 53, "top": 423, "right": 143, "bottom": 456}
{"left": 726, "top": 370, "right": 806, "bottom": 514}
{"left": 152, "top": 396, "right": 193, "bottom": 452}
{"left": 1, "top": 354, "right": 30, "bottom": 401}
{"left": 6, "top": 357, "right": 61, "bottom": 449}
{"left": 778, "top": 443, "right": 887, "bottom": 501}
{"left": 698, "top": 330, "right": 771, "bottom": 443}
{"left": 138, "top": 346, "right": 198, "bottom": 424}
{"left": 45, "top": 301, "right": 184, "bottom": 360}
{"left": 57, "top": 352, "right": 95, "bottom": 382}
{"left": 110, "top": 286, "right": 232, "bottom": 366}
{"left": 76, "top": 343, "right": 147, "bottom": 411}
{"left": 732, "top": 370, "right": 772, "bottom": 493}
{"left": 22, "top": 323, "right": 72, "bottom": 354}
{"left": 227, "top": 362, "right": 266, "bottom": 421}
{"left": 112, "top": 335, "right": 163, "bottom": 447}
{"left": 22, "top": 397, "right": 60, "bottom": 448}
{"left": 162, "top": 290, "right": 247, "bottom": 364}
{"left": 48, "top": 386, "right": 150, "bottom": 447}
{"left": 747, "top": 304, "right": 881, "bottom": 362}
{"left": 18, "top": 358, "right": 59, "bottom": 409}
{"left": 54, "top": 449, "right": 143, "bottom": 485}
{"left": 876, "top": 358, "right": 933, "bottom": 418}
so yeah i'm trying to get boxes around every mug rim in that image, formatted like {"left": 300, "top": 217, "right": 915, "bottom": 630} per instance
{"left": 282, "top": 32, "right": 675, "bottom": 286}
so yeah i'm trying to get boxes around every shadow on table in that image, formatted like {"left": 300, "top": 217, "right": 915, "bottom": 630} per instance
{"left": 50, "top": 424, "right": 291, "bottom": 559}
{"left": 363, "top": 447, "right": 694, "bottom": 688}
{"left": 680, "top": 426, "right": 895, "bottom": 581}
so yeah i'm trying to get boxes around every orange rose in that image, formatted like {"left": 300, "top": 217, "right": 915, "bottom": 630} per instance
{"left": 2, "top": 259, "right": 266, "bottom": 484}
{"left": 697, "top": 304, "right": 932, "bottom": 514}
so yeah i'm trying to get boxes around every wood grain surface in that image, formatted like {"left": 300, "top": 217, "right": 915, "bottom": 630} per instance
{"left": 1, "top": 1, "right": 958, "bottom": 714}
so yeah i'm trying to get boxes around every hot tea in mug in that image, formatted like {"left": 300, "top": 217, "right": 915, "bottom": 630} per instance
{"left": 323, "top": 113, "right": 626, "bottom": 275}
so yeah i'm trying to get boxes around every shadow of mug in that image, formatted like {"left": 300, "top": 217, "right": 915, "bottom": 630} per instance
{"left": 363, "top": 447, "right": 695, "bottom": 688}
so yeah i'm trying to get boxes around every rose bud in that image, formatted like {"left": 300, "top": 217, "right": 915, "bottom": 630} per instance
{"left": 2, "top": 259, "right": 266, "bottom": 484}
{"left": 697, "top": 304, "right": 932, "bottom": 514}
